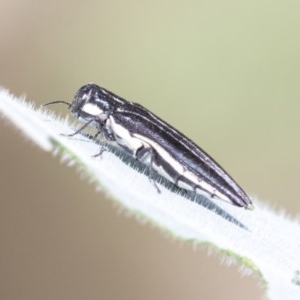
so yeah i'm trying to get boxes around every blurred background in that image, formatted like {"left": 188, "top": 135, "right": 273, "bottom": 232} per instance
{"left": 1, "top": 0, "right": 300, "bottom": 299}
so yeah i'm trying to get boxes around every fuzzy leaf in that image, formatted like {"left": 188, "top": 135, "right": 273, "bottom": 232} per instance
{"left": 1, "top": 87, "right": 300, "bottom": 300}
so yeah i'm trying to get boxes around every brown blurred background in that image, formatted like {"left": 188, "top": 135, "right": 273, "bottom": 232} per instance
{"left": 1, "top": 0, "right": 300, "bottom": 299}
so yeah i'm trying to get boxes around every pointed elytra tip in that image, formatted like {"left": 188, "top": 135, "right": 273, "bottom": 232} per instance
{"left": 245, "top": 203, "right": 255, "bottom": 211}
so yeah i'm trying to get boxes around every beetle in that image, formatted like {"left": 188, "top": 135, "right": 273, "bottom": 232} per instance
{"left": 45, "top": 83, "right": 253, "bottom": 208}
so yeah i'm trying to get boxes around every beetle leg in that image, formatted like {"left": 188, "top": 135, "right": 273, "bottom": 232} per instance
{"left": 93, "top": 125, "right": 114, "bottom": 157}
{"left": 136, "top": 145, "right": 161, "bottom": 193}
{"left": 61, "top": 119, "right": 94, "bottom": 137}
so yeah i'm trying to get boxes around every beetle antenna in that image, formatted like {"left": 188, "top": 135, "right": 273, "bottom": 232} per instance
{"left": 44, "top": 101, "right": 71, "bottom": 108}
